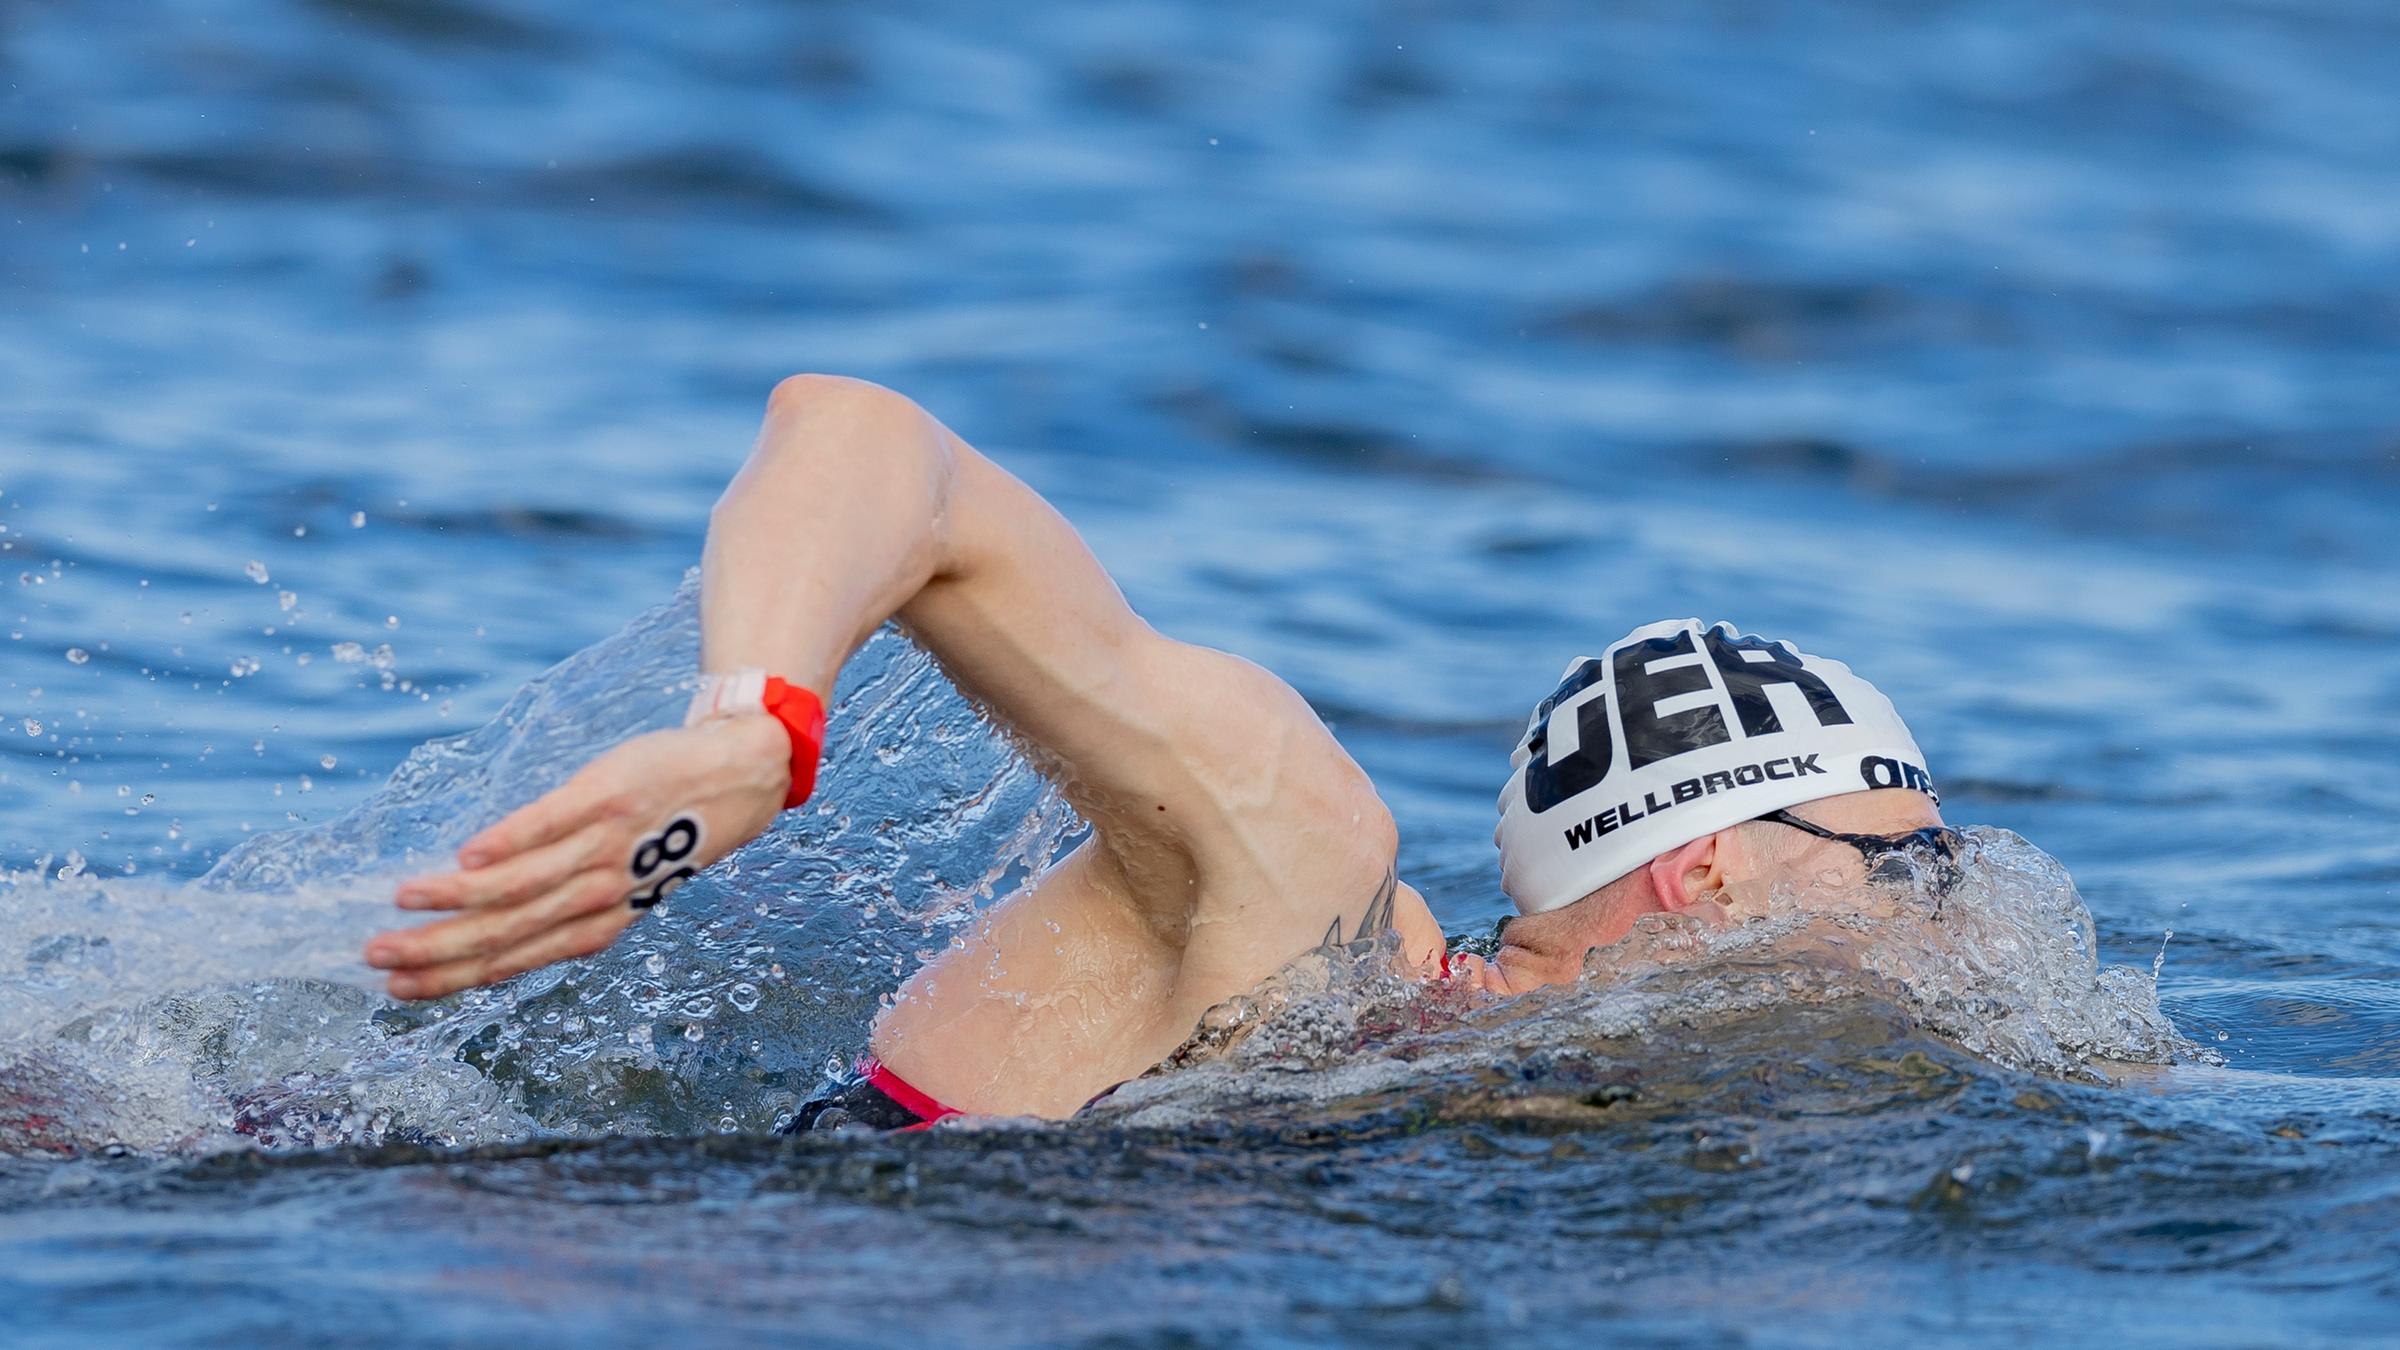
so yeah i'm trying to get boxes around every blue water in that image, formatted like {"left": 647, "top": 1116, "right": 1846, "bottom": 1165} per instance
{"left": 5, "top": 0, "right": 2399, "bottom": 1344}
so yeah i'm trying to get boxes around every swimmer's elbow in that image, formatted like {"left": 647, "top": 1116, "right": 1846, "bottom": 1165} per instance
{"left": 756, "top": 374, "right": 947, "bottom": 463}
{"left": 764, "top": 372, "right": 912, "bottom": 424}
{"left": 723, "top": 374, "right": 957, "bottom": 510}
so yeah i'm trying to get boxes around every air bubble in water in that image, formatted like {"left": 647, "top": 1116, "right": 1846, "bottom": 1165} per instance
{"left": 22, "top": 717, "right": 42, "bottom": 737}
{"left": 65, "top": 647, "right": 90, "bottom": 665}
{"left": 351, "top": 511, "right": 366, "bottom": 528}
{"left": 243, "top": 560, "right": 270, "bottom": 584}
{"left": 278, "top": 590, "right": 298, "bottom": 612}
{"left": 320, "top": 754, "right": 337, "bottom": 770}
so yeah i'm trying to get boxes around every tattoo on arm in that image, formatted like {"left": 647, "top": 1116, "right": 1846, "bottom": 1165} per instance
{"left": 1318, "top": 865, "right": 1401, "bottom": 950}
{"left": 628, "top": 814, "right": 704, "bottom": 910}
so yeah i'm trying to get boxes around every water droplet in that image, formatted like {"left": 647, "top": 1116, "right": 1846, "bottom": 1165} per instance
{"left": 643, "top": 953, "right": 667, "bottom": 977}
{"left": 728, "top": 982, "right": 761, "bottom": 1013}
{"left": 21, "top": 718, "right": 41, "bottom": 737}
{"left": 243, "top": 560, "right": 269, "bottom": 584}
{"left": 351, "top": 511, "right": 367, "bottom": 528}
{"left": 228, "top": 655, "right": 261, "bottom": 678}
{"left": 64, "top": 648, "right": 89, "bottom": 665}
{"left": 277, "top": 590, "right": 298, "bottom": 612}
{"left": 319, "top": 754, "right": 337, "bottom": 770}
{"left": 140, "top": 793, "right": 154, "bottom": 806}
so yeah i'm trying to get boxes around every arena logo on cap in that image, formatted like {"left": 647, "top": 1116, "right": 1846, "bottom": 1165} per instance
{"left": 1521, "top": 624, "right": 1856, "bottom": 815}
{"left": 1860, "top": 754, "right": 1937, "bottom": 796}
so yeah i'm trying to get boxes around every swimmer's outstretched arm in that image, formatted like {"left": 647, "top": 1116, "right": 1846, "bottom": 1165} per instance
{"left": 368, "top": 376, "right": 1436, "bottom": 1116}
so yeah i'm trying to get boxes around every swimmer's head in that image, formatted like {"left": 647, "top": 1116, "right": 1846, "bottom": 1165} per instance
{"left": 1469, "top": 785, "right": 1954, "bottom": 994}
{"left": 1494, "top": 618, "right": 1940, "bottom": 915}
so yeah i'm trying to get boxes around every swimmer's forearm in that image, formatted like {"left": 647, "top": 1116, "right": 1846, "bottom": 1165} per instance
{"left": 699, "top": 375, "right": 962, "bottom": 699}
{"left": 376, "top": 376, "right": 1248, "bottom": 1004}
{"left": 697, "top": 374, "right": 1196, "bottom": 837}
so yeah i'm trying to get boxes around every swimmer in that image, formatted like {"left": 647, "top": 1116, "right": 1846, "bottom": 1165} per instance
{"left": 363, "top": 376, "right": 1961, "bottom": 1127}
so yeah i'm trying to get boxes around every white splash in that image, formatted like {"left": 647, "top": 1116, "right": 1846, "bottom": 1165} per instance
{"left": 2, "top": 574, "right": 1077, "bottom": 1156}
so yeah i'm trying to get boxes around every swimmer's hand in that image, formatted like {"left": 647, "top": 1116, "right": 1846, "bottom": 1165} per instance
{"left": 363, "top": 712, "right": 790, "bottom": 999}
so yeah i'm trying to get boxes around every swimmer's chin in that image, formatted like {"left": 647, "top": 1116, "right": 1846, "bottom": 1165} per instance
{"left": 1450, "top": 948, "right": 1570, "bottom": 997}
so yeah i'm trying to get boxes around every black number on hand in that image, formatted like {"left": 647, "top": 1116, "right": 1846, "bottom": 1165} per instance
{"left": 628, "top": 815, "right": 704, "bottom": 911}
{"left": 629, "top": 866, "right": 696, "bottom": 911}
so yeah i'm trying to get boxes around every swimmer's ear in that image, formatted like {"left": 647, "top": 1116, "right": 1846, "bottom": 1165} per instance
{"left": 1646, "top": 833, "right": 1726, "bottom": 912}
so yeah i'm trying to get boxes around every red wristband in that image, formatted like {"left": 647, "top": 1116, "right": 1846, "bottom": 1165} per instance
{"left": 687, "top": 669, "right": 827, "bottom": 811}
{"left": 761, "top": 677, "right": 827, "bottom": 810}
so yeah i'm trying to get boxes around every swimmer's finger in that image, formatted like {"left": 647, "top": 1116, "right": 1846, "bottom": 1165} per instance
{"left": 384, "top": 903, "right": 635, "bottom": 1001}
{"left": 370, "top": 869, "right": 623, "bottom": 972}
{"left": 397, "top": 824, "right": 611, "bottom": 911}
{"left": 1447, "top": 951, "right": 1502, "bottom": 995}
{"left": 457, "top": 774, "right": 620, "bottom": 867}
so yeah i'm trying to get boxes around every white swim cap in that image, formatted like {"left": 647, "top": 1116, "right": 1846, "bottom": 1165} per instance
{"left": 1496, "top": 619, "right": 1935, "bottom": 915}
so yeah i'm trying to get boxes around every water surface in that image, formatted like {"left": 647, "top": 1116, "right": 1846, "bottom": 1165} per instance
{"left": 3, "top": 0, "right": 2398, "bottom": 1343}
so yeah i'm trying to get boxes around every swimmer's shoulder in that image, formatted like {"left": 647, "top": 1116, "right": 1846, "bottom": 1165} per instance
{"left": 1120, "top": 639, "right": 1397, "bottom": 881}
{"left": 1393, "top": 881, "right": 1447, "bottom": 978}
